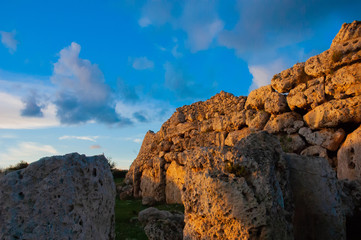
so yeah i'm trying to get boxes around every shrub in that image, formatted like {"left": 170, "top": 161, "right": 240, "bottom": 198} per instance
{"left": 225, "top": 162, "right": 248, "bottom": 177}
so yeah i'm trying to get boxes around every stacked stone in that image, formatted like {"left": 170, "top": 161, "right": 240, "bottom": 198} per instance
{"left": 122, "top": 21, "right": 361, "bottom": 206}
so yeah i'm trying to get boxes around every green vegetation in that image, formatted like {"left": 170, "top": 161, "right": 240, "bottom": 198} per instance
{"left": 279, "top": 135, "right": 293, "bottom": 152}
{"left": 115, "top": 198, "right": 148, "bottom": 240}
{"left": 113, "top": 177, "right": 184, "bottom": 240}
{"left": 0, "top": 160, "right": 29, "bottom": 175}
{"left": 225, "top": 162, "right": 249, "bottom": 177}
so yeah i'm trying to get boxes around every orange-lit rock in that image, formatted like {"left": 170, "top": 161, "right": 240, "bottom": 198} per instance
{"left": 338, "top": 125, "right": 361, "bottom": 180}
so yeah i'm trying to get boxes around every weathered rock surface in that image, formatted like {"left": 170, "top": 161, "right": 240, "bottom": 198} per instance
{"left": 305, "top": 21, "right": 361, "bottom": 77}
{"left": 299, "top": 127, "right": 345, "bottom": 151}
{"left": 338, "top": 125, "right": 361, "bottom": 180}
{"left": 271, "top": 62, "right": 311, "bottom": 93}
{"left": 287, "top": 77, "right": 325, "bottom": 110}
{"left": 286, "top": 153, "right": 345, "bottom": 240}
{"left": 225, "top": 127, "right": 251, "bottom": 146}
{"left": 0, "top": 153, "right": 115, "bottom": 240}
{"left": 278, "top": 134, "right": 306, "bottom": 154}
{"left": 245, "top": 85, "right": 273, "bottom": 110}
{"left": 246, "top": 85, "right": 288, "bottom": 114}
{"left": 182, "top": 132, "right": 293, "bottom": 240}
{"left": 138, "top": 207, "right": 184, "bottom": 240}
{"left": 165, "top": 161, "right": 185, "bottom": 204}
{"left": 264, "top": 112, "right": 304, "bottom": 134}
{"left": 325, "top": 63, "right": 361, "bottom": 99}
{"left": 331, "top": 20, "right": 361, "bottom": 48}
{"left": 303, "top": 96, "right": 361, "bottom": 129}
{"left": 121, "top": 20, "right": 361, "bottom": 239}
{"left": 246, "top": 109, "right": 270, "bottom": 130}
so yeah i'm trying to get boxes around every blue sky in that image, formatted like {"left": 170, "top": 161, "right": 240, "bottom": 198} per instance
{"left": 0, "top": 0, "right": 360, "bottom": 169}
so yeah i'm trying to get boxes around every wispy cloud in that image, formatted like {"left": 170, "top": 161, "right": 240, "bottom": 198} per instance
{"left": 133, "top": 138, "right": 142, "bottom": 143}
{"left": 59, "top": 135, "right": 99, "bottom": 142}
{"left": 51, "top": 42, "right": 130, "bottom": 125}
{"left": 132, "top": 57, "right": 154, "bottom": 70}
{"left": 0, "top": 142, "right": 58, "bottom": 168}
{"left": 139, "top": 0, "right": 223, "bottom": 52}
{"left": 0, "top": 30, "right": 18, "bottom": 53}
{"left": 248, "top": 59, "right": 286, "bottom": 92}
{"left": 90, "top": 145, "right": 101, "bottom": 149}
{"left": 164, "top": 62, "right": 210, "bottom": 99}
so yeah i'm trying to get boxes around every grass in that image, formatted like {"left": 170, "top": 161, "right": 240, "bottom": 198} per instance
{"left": 114, "top": 177, "right": 184, "bottom": 240}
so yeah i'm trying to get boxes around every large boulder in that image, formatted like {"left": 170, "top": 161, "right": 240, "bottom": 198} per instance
{"left": 286, "top": 154, "right": 345, "bottom": 240}
{"left": 287, "top": 77, "right": 325, "bottom": 111}
{"left": 305, "top": 21, "right": 361, "bottom": 77}
{"left": 325, "top": 63, "right": 361, "bottom": 99}
{"left": 303, "top": 96, "right": 361, "bottom": 129}
{"left": 245, "top": 85, "right": 288, "bottom": 114}
{"left": 271, "top": 62, "right": 311, "bottom": 93}
{"left": 331, "top": 20, "right": 361, "bottom": 48}
{"left": 182, "top": 132, "right": 294, "bottom": 240}
{"left": 138, "top": 207, "right": 184, "bottom": 240}
{"left": 0, "top": 153, "right": 115, "bottom": 240}
{"left": 298, "top": 127, "right": 345, "bottom": 151}
{"left": 264, "top": 112, "right": 304, "bottom": 134}
{"left": 338, "top": 125, "right": 361, "bottom": 180}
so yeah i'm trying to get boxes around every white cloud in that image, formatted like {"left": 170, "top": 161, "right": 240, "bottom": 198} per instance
{"left": 132, "top": 57, "right": 154, "bottom": 70}
{"left": 51, "top": 42, "right": 126, "bottom": 125}
{"left": 138, "top": 17, "right": 152, "bottom": 27}
{"left": 116, "top": 98, "right": 174, "bottom": 124}
{"left": 248, "top": 59, "right": 286, "bottom": 92}
{"left": 171, "top": 44, "right": 183, "bottom": 58}
{"left": 180, "top": 1, "right": 224, "bottom": 52}
{"left": 0, "top": 30, "right": 18, "bottom": 53}
{"left": 59, "top": 135, "right": 99, "bottom": 142}
{"left": 0, "top": 142, "right": 58, "bottom": 168}
{"left": 0, "top": 92, "right": 59, "bottom": 129}
{"left": 139, "top": 0, "right": 223, "bottom": 52}
{"left": 90, "top": 145, "right": 101, "bottom": 149}
{"left": 133, "top": 138, "right": 142, "bottom": 143}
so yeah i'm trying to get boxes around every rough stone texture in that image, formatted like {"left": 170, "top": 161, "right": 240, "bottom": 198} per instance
{"left": 138, "top": 207, "right": 184, "bottom": 240}
{"left": 140, "top": 157, "right": 166, "bottom": 205}
{"left": 264, "top": 112, "right": 304, "bottom": 134}
{"left": 278, "top": 134, "right": 306, "bottom": 154}
{"left": 331, "top": 21, "right": 361, "bottom": 48}
{"left": 0, "top": 153, "right": 115, "bottom": 240}
{"left": 338, "top": 125, "right": 361, "bottom": 180}
{"left": 246, "top": 85, "right": 288, "bottom": 114}
{"left": 286, "top": 154, "right": 345, "bottom": 240}
{"left": 264, "top": 92, "right": 289, "bottom": 114}
{"left": 340, "top": 179, "right": 361, "bottom": 217}
{"left": 246, "top": 109, "right": 270, "bottom": 130}
{"left": 271, "top": 62, "right": 311, "bottom": 93}
{"left": 303, "top": 96, "right": 361, "bottom": 129}
{"left": 245, "top": 85, "right": 273, "bottom": 110}
{"left": 301, "top": 145, "right": 329, "bottom": 159}
{"left": 165, "top": 161, "right": 185, "bottom": 204}
{"left": 287, "top": 77, "right": 325, "bottom": 110}
{"left": 299, "top": 127, "right": 346, "bottom": 151}
{"left": 123, "top": 92, "right": 248, "bottom": 202}
{"left": 325, "top": 63, "right": 361, "bottom": 99}
{"left": 225, "top": 127, "right": 252, "bottom": 146}
{"left": 305, "top": 35, "right": 361, "bottom": 77}
{"left": 182, "top": 132, "right": 293, "bottom": 240}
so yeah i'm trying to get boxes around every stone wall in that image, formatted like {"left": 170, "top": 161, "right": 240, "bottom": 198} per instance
{"left": 122, "top": 21, "right": 361, "bottom": 206}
